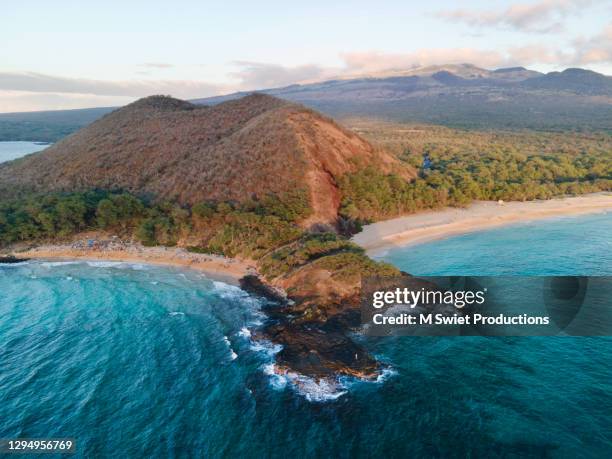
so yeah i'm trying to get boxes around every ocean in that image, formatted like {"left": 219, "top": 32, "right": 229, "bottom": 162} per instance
{"left": 1, "top": 212, "right": 611, "bottom": 457}
{"left": 0, "top": 141, "right": 49, "bottom": 163}
{"left": 372, "top": 211, "right": 612, "bottom": 276}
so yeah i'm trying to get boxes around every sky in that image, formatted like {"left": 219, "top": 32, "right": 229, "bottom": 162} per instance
{"left": 1, "top": 0, "right": 611, "bottom": 112}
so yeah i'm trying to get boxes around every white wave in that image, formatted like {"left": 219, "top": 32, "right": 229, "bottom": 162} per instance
{"left": 150, "top": 281, "right": 159, "bottom": 285}
{"left": 238, "top": 327, "right": 252, "bottom": 338}
{"left": 375, "top": 366, "right": 398, "bottom": 383}
{"left": 65, "top": 276, "right": 73, "bottom": 281}
{"left": 339, "top": 365, "right": 398, "bottom": 390}
{"left": 40, "top": 261, "right": 79, "bottom": 267}
{"left": 169, "top": 311, "right": 185, "bottom": 317}
{"left": 262, "top": 363, "right": 288, "bottom": 390}
{"left": 248, "top": 310, "right": 267, "bottom": 326}
{"left": 85, "top": 261, "right": 149, "bottom": 270}
{"left": 297, "top": 378, "right": 348, "bottom": 402}
{"left": 0, "top": 262, "right": 30, "bottom": 269}
{"left": 212, "top": 280, "right": 248, "bottom": 300}
{"left": 224, "top": 336, "right": 238, "bottom": 360}
{"left": 127, "top": 263, "right": 148, "bottom": 270}
{"left": 262, "top": 364, "right": 348, "bottom": 402}
{"left": 85, "top": 261, "right": 124, "bottom": 268}
{"left": 262, "top": 357, "right": 397, "bottom": 402}
{"left": 250, "top": 340, "right": 282, "bottom": 356}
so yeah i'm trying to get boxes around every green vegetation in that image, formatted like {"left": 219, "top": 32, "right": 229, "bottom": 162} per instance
{"left": 0, "top": 187, "right": 397, "bottom": 284}
{"left": 312, "top": 251, "right": 400, "bottom": 280}
{"left": 340, "top": 125, "right": 612, "bottom": 222}
{"left": 258, "top": 231, "right": 399, "bottom": 282}
{"left": 0, "top": 189, "right": 311, "bottom": 259}
{"left": 259, "top": 232, "right": 363, "bottom": 278}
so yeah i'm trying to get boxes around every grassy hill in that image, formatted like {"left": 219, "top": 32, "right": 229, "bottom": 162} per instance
{"left": 0, "top": 94, "right": 412, "bottom": 226}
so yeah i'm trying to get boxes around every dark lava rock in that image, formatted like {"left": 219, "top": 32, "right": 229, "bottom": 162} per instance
{"left": 0, "top": 255, "right": 29, "bottom": 264}
{"left": 239, "top": 275, "right": 287, "bottom": 304}
{"left": 264, "top": 321, "right": 380, "bottom": 379}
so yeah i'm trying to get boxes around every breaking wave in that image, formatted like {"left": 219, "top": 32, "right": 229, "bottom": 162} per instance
{"left": 262, "top": 364, "right": 348, "bottom": 402}
{"left": 223, "top": 336, "right": 238, "bottom": 360}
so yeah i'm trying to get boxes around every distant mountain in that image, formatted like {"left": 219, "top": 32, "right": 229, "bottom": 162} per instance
{"left": 0, "top": 106, "right": 114, "bottom": 142}
{"left": 193, "top": 65, "right": 611, "bottom": 131}
{"left": 0, "top": 94, "right": 411, "bottom": 225}
{"left": 492, "top": 66, "right": 543, "bottom": 81}
{"left": 1, "top": 65, "right": 610, "bottom": 141}
{"left": 520, "top": 68, "right": 612, "bottom": 95}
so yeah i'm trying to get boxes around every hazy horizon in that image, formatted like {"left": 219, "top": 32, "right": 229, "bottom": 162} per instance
{"left": 2, "top": 0, "right": 611, "bottom": 112}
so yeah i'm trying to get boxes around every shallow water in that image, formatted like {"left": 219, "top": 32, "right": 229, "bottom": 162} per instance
{"left": 374, "top": 211, "right": 612, "bottom": 276}
{"left": 0, "top": 141, "right": 49, "bottom": 163}
{"left": 1, "top": 213, "right": 611, "bottom": 457}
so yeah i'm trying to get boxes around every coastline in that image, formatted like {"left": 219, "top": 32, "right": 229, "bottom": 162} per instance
{"left": 12, "top": 241, "right": 256, "bottom": 286}
{"left": 352, "top": 193, "right": 612, "bottom": 255}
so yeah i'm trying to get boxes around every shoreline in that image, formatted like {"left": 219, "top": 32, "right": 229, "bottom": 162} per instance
{"left": 11, "top": 241, "right": 256, "bottom": 286}
{"left": 352, "top": 193, "right": 612, "bottom": 255}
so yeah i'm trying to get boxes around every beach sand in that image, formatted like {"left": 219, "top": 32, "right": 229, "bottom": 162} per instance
{"left": 352, "top": 193, "right": 612, "bottom": 255}
{"left": 14, "top": 241, "right": 255, "bottom": 286}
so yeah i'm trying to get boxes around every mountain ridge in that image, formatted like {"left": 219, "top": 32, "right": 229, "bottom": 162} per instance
{"left": 1, "top": 65, "right": 610, "bottom": 142}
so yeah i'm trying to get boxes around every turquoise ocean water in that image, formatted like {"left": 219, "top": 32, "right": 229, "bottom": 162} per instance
{"left": 1, "top": 212, "right": 611, "bottom": 457}
{"left": 0, "top": 141, "right": 49, "bottom": 163}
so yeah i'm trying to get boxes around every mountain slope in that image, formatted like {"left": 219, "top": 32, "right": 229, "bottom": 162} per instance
{"left": 2, "top": 65, "right": 609, "bottom": 142}
{"left": 196, "top": 65, "right": 612, "bottom": 131}
{"left": 520, "top": 68, "right": 612, "bottom": 95}
{"left": 0, "top": 94, "right": 412, "bottom": 225}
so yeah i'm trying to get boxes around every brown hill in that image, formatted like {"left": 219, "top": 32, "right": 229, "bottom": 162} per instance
{"left": 0, "top": 94, "right": 413, "bottom": 225}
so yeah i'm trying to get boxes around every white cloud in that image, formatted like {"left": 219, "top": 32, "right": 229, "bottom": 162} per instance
{"left": 0, "top": 72, "right": 224, "bottom": 99}
{"left": 139, "top": 63, "right": 174, "bottom": 69}
{"left": 437, "top": 0, "right": 593, "bottom": 33}
{"left": 2, "top": 23, "right": 611, "bottom": 112}
{"left": 230, "top": 61, "right": 334, "bottom": 89}
{"left": 571, "top": 24, "right": 612, "bottom": 64}
{"left": 0, "top": 90, "right": 134, "bottom": 113}
{"left": 0, "top": 72, "right": 230, "bottom": 112}
{"left": 340, "top": 49, "right": 507, "bottom": 74}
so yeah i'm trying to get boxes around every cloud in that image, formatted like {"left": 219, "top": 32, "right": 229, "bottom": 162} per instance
{"left": 230, "top": 48, "right": 523, "bottom": 88}
{"left": 206, "top": 31, "right": 612, "bottom": 93}
{"left": 0, "top": 72, "right": 225, "bottom": 99}
{"left": 3, "top": 23, "right": 611, "bottom": 113}
{"left": 505, "top": 45, "right": 563, "bottom": 65}
{"left": 139, "top": 62, "right": 174, "bottom": 69}
{"left": 340, "top": 49, "right": 507, "bottom": 74}
{"left": 571, "top": 24, "right": 612, "bottom": 64}
{"left": 230, "top": 61, "right": 333, "bottom": 89}
{"left": 437, "top": 0, "right": 593, "bottom": 33}
{"left": 0, "top": 90, "right": 134, "bottom": 113}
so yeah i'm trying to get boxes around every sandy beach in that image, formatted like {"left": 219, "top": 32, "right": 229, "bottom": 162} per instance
{"left": 12, "top": 238, "right": 256, "bottom": 285}
{"left": 353, "top": 193, "right": 612, "bottom": 255}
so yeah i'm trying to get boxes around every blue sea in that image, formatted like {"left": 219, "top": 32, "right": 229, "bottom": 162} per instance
{"left": 0, "top": 141, "right": 49, "bottom": 163}
{"left": 1, "top": 212, "right": 611, "bottom": 457}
